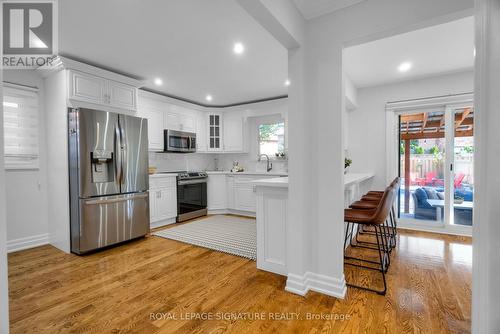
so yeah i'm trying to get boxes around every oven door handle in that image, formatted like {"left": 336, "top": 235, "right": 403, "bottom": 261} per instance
{"left": 178, "top": 179, "right": 207, "bottom": 186}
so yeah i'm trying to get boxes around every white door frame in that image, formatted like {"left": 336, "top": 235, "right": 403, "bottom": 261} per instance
{"left": 386, "top": 93, "right": 474, "bottom": 236}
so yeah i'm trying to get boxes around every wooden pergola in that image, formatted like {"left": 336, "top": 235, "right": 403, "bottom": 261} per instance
{"left": 400, "top": 108, "right": 474, "bottom": 213}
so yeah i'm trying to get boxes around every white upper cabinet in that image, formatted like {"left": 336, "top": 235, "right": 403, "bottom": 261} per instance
{"left": 69, "top": 70, "right": 106, "bottom": 104}
{"left": 137, "top": 94, "right": 165, "bottom": 151}
{"left": 165, "top": 106, "right": 196, "bottom": 133}
{"left": 181, "top": 114, "right": 196, "bottom": 132}
{"left": 165, "top": 111, "right": 181, "bottom": 131}
{"left": 206, "top": 112, "right": 245, "bottom": 153}
{"left": 141, "top": 108, "right": 164, "bottom": 151}
{"left": 196, "top": 113, "right": 208, "bottom": 152}
{"left": 223, "top": 113, "right": 244, "bottom": 152}
{"left": 207, "top": 113, "right": 222, "bottom": 152}
{"left": 108, "top": 80, "right": 137, "bottom": 111}
{"left": 68, "top": 70, "right": 138, "bottom": 111}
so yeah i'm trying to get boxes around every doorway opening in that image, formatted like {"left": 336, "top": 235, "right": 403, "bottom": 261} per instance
{"left": 398, "top": 107, "right": 474, "bottom": 228}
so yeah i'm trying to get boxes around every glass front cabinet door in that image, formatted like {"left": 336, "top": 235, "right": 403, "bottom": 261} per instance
{"left": 208, "top": 113, "right": 222, "bottom": 151}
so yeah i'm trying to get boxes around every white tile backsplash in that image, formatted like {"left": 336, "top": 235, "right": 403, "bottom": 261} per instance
{"left": 215, "top": 153, "right": 288, "bottom": 173}
{"left": 149, "top": 152, "right": 214, "bottom": 172}
{"left": 149, "top": 152, "right": 288, "bottom": 173}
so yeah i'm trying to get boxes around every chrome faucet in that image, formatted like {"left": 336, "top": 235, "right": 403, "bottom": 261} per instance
{"left": 258, "top": 154, "right": 273, "bottom": 172}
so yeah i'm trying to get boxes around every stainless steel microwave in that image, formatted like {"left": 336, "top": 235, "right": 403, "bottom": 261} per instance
{"left": 164, "top": 129, "right": 196, "bottom": 153}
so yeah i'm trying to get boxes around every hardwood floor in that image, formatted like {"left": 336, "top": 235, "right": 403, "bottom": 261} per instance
{"left": 8, "top": 224, "right": 471, "bottom": 333}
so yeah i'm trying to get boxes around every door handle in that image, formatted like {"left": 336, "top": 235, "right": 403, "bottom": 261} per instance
{"left": 115, "top": 126, "right": 123, "bottom": 185}
{"left": 85, "top": 193, "right": 148, "bottom": 205}
{"left": 119, "top": 122, "right": 127, "bottom": 185}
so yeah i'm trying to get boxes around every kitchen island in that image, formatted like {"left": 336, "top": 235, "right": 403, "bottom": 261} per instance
{"left": 252, "top": 173, "right": 374, "bottom": 276}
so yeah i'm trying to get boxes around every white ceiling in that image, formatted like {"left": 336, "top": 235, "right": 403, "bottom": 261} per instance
{"left": 343, "top": 16, "right": 475, "bottom": 89}
{"left": 59, "top": 0, "right": 287, "bottom": 106}
{"left": 293, "top": 0, "right": 367, "bottom": 20}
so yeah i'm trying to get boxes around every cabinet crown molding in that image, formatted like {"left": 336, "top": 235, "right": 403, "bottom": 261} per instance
{"left": 37, "top": 56, "right": 144, "bottom": 88}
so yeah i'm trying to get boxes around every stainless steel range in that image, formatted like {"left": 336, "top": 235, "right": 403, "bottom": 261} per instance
{"left": 176, "top": 171, "right": 208, "bottom": 222}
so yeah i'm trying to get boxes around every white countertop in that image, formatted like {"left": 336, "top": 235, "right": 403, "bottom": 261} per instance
{"left": 252, "top": 177, "right": 289, "bottom": 188}
{"left": 206, "top": 171, "right": 288, "bottom": 176}
{"left": 252, "top": 173, "right": 375, "bottom": 189}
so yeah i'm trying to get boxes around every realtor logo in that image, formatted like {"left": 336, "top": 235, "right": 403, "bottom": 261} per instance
{"left": 2, "top": 1, "right": 57, "bottom": 68}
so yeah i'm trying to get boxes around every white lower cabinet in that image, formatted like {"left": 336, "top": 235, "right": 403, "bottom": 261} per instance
{"left": 209, "top": 174, "right": 284, "bottom": 216}
{"left": 149, "top": 176, "right": 177, "bottom": 228}
{"left": 207, "top": 174, "right": 227, "bottom": 210}
{"left": 233, "top": 181, "right": 256, "bottom": 212}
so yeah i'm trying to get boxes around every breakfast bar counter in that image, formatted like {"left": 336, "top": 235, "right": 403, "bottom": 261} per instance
{"left": 252, "top": 173, "right": 374, "bottom": 276}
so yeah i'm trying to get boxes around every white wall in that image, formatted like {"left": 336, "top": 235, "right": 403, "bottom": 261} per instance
{"left": 239, "top": 0, "right": 474, "bottom": 299}
{"left": 473, "top": 1, "right": 500, "bottom": 333}
{"left": 1, "top": 60, "right": 12, "bottom": 334}
{"left": 299, "top": 0, "right": 473, "bottom": 296}
{"left": 348, "top": 70, "right": 474, "bottom": 189}
{"left": 3, "top": 70, "right": 49, "bottom": 252}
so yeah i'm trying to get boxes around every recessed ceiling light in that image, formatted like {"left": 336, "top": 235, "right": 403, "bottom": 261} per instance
{"left": 205, "top": 94, "right": 213, "bottom": 102}
{"left": 398, "top": 62, "right": 413, "bottom": 73}
{"left": 154, "top": 78, "right": 163, "bottom": 86}
{"left": 284, "top": 79, "right": 291, "bottom": 87}
{"left": 233, "top": 42, "right": 245, "bottom": 55}
{"left": 3, "top": 102, "right": 18, "bottom": 108}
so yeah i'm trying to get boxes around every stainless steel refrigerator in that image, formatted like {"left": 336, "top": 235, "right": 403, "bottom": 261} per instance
{"left": 68, "top": 108, "right": 149, "bottom": 254}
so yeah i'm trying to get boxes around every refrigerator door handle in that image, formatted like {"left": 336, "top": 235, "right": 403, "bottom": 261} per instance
{"left": 84, "top": 193, "right": 148, "bottom": 205}
{"left": 115, "top": 126, "right": 123, "bottom": 185}
{"left": 118, "top": 119, "right": 127, "bottom": 185}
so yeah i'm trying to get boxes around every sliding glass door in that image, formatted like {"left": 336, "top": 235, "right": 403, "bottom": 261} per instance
{"left": 451, "top": 107, "right": 474, "bottom": 226}
{"left": 399, "top": 110, "right": 446, "bottom": 226}
{"left": 397, "top": 104, "right": 474, "bottom": 231}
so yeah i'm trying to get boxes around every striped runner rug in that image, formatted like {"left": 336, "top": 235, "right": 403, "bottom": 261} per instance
{"left": 153, "top": 215, "right": 256, "bottom": 260}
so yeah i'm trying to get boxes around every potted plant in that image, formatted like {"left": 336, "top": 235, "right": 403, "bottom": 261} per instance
{"left": 345, "top": 158, "right": 352, "bottom": 174}
{"left": 275, "top": 152, "right": 286, "bottom": 160}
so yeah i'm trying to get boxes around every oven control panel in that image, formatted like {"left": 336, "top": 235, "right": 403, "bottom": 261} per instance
{"left": 178, "top": 172, "right": 208, "bottom": 180}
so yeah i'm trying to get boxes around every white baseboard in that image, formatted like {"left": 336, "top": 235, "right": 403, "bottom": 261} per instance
{"left": 285, "top": 271, "right": 347, "bottom": 299}
{"left": 208, "top": 209, "right": 255, "bottom": 218}
{"left": 397, "top": 222, "right": 472, "bottom": 237}
{"left": 207, "top": 209, "right": 229, "bottom": 215}
{"left": 150, "top": 217, "right": 176, "bottom": 229}
{"left": 7, "top": 233, "right": 50, "bottom": 253}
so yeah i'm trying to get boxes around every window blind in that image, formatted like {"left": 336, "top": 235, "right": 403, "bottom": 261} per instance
{"left": 3, "top": 85, "right": 39, "bottom": 169}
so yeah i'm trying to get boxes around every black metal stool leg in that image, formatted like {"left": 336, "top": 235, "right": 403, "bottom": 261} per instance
{"left": 345, "top": 224, "right": 387, "bottom": 295}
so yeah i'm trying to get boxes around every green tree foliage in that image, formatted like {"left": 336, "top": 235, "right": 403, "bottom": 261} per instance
{"left": 428, "top": 146, "right": 440, "bottom": 154}
{"left": 414, "top": 146, "right": 424, "bottom": 154}
{"left": 462, "top": 146, "right": 474, "bottom": 154}
{"left": 259, "top": 123, "right": 282, "bottom": 140}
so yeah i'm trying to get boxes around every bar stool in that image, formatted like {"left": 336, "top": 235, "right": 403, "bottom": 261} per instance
{"left": 351, "top": 178, "right": 400, "bottom": 249}
{"left": 344, "top": 186, "right": 396, "bottom": 295}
